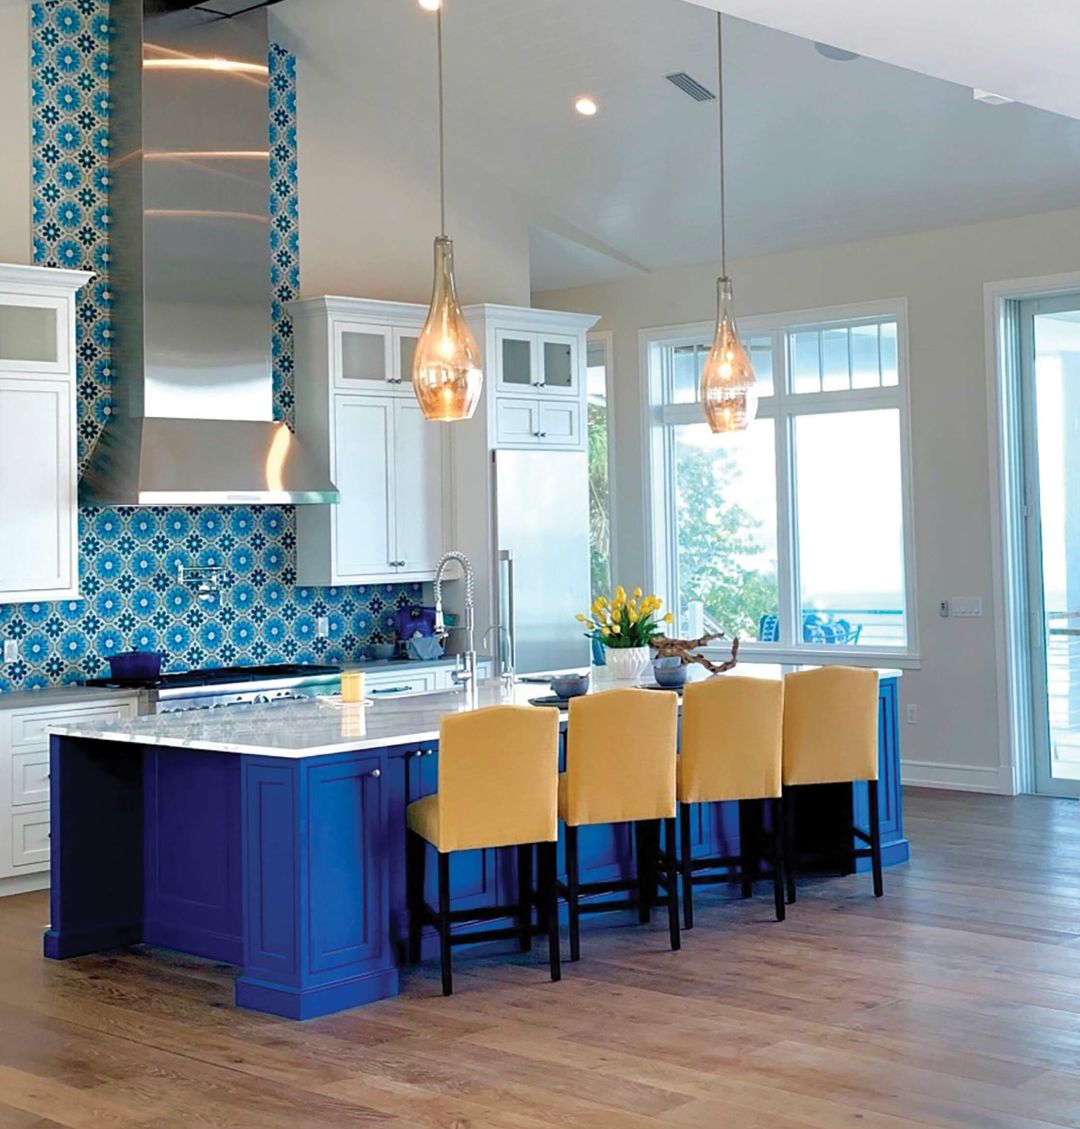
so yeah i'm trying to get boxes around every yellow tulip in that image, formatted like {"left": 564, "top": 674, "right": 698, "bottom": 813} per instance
{"left": 633, "top": 587, "right": 643, "bottom": 598}
{"left": 575, "top": 613, "right": 586, "bottom": 623}
{"left": 614, "top": 585, "right": 626, "bottom": 601}
{"left": 600, "top": 626, "right": 610, "bottom": 637}
{"left": 585, "top": 620, "right": 596, "bottom": 631}
{"left": 611, "top": 624, "right": 621, "bottom": 634}
{"left": 628, "top": 611, "right": 639, "bottom": 624}
{"left": 663, "top": 612, "right": 674, "bottom": 624}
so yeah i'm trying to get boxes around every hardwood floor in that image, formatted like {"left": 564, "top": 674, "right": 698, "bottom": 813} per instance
{"left": 1, "top": 789, "right": 1079, "bottom": 1128}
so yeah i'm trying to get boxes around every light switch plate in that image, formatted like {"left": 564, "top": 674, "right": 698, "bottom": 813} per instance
{"left": 950, "top": 597, "right": 983, "bottom": 618}
{"left": 316, "top": 616, "right": 330, "bottom": 638}
{"left": 3, "top": 640, "right": 18, "bottom": 663}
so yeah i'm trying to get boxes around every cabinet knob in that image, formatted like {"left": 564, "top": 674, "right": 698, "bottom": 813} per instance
{"left": 424, "top": 749, "right": 434, "bottom": 757}
{"left": 369, "top": 768, "right": 381, "bottom": 779}
{"left": 539, "top": 432, "right": 547, "bottom": 438}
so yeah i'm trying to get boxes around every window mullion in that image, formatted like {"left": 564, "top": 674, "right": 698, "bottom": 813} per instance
{"left": 774, "top": 329, "right": 798, "bottom": 652}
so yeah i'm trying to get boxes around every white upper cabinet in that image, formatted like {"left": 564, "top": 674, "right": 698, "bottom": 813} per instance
{"left": 290, "top": 297, "right": 447, "bottom": 586}
{"left": 0, "top": 264, "right": 90, "bottom": 604}
{"left": 467, "top": 306, "right": 598, "bottom": 451}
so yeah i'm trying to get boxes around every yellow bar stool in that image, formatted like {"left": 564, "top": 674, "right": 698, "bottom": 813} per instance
{"left": 678, "top": 676, "right": 786, "bottom": 927}
{"left": 406, "top": 705, "right": 561, "bottom": 996}
{"left": 782, "top": 666, "right": 883, "bottom": 902}
{"left": 559, "top": 688, "right": 680, "bottom": 961}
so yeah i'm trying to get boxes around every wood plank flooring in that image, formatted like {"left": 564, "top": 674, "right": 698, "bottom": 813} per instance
{"left": 1, "top": 789, "right": 1079, "bottom": 1128}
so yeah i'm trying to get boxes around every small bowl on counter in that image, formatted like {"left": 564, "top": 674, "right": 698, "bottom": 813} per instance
{"left": 371, "top": 642, "right": 397, "bottom": 661}
{"left": 652, "top": 658, "right": 687, "bottom": 689}
{"left": 550, "top": 672, "right": 590, "bottom": 699}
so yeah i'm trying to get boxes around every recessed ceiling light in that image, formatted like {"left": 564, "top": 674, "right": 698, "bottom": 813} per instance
{"left": 418, "top": 0, "right": 441, "bottom": 10}
{"left": 574, "top": 96, "right": 598, "bottom": 117}
{"left": 973, "top": 88, "right": 1014, "bottom": 106}
{"left": 814, "top": 42, "right": 860, "bottom": 62}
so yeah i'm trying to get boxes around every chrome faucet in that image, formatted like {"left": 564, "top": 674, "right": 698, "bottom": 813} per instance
{"left": 433, "top": 551, "right": 477, "bottom": 689}
{"left": 482, "top": 623, "right": 514, "bottom": 686}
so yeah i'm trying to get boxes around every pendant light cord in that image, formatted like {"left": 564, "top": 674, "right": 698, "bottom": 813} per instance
{"left": 716, "top": 11, "right": 726, "bottom": 278}
{"left": 436, "top": 6, "right": 447, "bottom": 238}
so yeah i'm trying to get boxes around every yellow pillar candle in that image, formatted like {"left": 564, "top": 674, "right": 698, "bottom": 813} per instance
{"left": 341, "top": 671, "right": 366, "bottom": 703}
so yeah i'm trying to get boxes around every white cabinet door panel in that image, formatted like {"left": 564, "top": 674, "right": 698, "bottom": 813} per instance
{"left": 495, "top": 397, "right": 539, "bottom": 446}
{"left": 0, "top": 377, "right": 75, "bottom": 601}
{"left": 10, "top": 700, "right": 137, "bottom": 750}
{"left": 393, "top": 400, "right": 443, "bottom": 574}
{"left": 332, "top": 396, "right": 395, "bottom": 580}
{"left": 11, "top": 806, "right": 49, "bottom": 869}
{"left": 11, "top": 751, "right": 48, "bottom": 807}
{"left": 538, "top": 400, "right": 581, "bottom": 447}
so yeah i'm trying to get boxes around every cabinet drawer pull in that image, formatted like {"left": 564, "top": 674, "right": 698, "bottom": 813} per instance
{"left": 369, "top": 768, "right": 381, "bottom": 779}
{"left": 372, "top": 686, "right": 413, "bottom": 694}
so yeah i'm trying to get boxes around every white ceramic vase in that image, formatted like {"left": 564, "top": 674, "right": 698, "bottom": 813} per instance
{"left": 603, "top": 645, "right": 652, "bottom": 681}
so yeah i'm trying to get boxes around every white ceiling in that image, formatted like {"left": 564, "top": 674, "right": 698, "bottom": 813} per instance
{"left": 279, "top": 0, "right": 1080, "bottom": 292}
{"left": 686, "top": 0, "right": 1080, "bottom": 123}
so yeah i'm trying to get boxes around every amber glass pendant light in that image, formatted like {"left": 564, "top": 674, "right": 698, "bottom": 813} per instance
{"left": 413, "top": 2, "right": 483, "bottom": 421}
{"left": 700, "top": 13, "right": 757, "bottom": 435}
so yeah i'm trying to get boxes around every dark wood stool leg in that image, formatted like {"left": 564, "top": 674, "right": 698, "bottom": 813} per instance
{"left": 633, "top": 821, "right": 651, "bottom": 923}
{"left": 437, "top": 851, "right": 452, "bottom": 996}
{"left": 784, "top": 789, "right": 797, "bottom": 905}
{"left": 540, "top": 841, "right": 561, "bottom": 982}
{"left": 566, "top": 823, "right": 581, "bottom": 962}
{"left": 406, "top": 828, "right": 425, "bottom": 964}
{"left": 517, "top": 843, "right": 533, "bottom": 952}
{"left": 663, "top": 816, "right": 681, "bottom": 951}
{"left": 868, "top": 779, "right": 884, "bottom": 898}
{"left": 739, "top": 799, "right": 763, "bottom": 899}
{"left": 679, "top": 802, "right": 694, "bottom": 930}
{"left": 771, "top": 797, "right": 786, "bottom": 923}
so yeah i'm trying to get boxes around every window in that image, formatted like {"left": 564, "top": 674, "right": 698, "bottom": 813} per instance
{"left": 587, "top": 333, "right": 614, "bottom": 595}
{"left": 646, "top": 301, "right": 914, "bottom": 657}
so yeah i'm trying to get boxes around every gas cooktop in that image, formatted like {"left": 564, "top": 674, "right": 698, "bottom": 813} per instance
{"left": 87, "top": 663, "right": 342, "bottom": 692}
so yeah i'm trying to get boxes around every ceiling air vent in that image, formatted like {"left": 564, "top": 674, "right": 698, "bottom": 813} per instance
{"left": 665, "top": 72, "right": 716, "bottom": 102}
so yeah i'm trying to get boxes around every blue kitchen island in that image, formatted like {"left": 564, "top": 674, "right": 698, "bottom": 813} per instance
{"left": 45, "top": 669, "right": 907, "bottom": 1019}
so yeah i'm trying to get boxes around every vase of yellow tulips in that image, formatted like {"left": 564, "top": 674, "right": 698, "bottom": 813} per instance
{"left": 576, "top": 586, "right": 674, "bottom": 681}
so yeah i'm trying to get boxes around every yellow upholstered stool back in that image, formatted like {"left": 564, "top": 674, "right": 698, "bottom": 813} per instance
{"left": 679, "top": 676, "right": 783, "bottom": 804}
{"left": 563, "top": 688, "right": 677, "bottom": 827}
{"left": 433, "top": 705, "right": 559, "bottom": 852}
{"left": 782, "top": 667, "right": 879, "bottom": 787}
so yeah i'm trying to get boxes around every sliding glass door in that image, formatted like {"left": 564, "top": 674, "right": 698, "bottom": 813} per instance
{"left": 1021, "top": 294, "right": 1080, "bottom": 797}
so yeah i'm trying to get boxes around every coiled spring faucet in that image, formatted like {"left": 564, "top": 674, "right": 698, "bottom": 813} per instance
{"left": 433, "top": 551, "right": 477, "bottom": 689}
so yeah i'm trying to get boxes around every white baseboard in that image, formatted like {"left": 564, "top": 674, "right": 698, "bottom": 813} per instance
{"left": 901, "top": 759, "right": 1012, "bottom": 794}
{"left": 0, "top": 872, "right": 49, "bottom": 899}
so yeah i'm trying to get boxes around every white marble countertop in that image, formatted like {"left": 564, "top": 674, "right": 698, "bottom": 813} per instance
{"left": 0, "top": 685, "right": 141, "bottom": 711}
{"left": 49, "top": 664, "right": 901, "bottom": 759}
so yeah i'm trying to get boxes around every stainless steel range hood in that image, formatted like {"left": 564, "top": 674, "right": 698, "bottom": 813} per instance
{"left": 80, "top": 0, "right": 338, "bottom": 506}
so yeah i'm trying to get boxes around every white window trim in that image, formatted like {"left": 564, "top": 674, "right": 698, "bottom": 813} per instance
{"left": 587, "top": 329, "right": 618, "bottom": 584}
{"left": 640, "top": 296, "right": 919, "bottom": 667}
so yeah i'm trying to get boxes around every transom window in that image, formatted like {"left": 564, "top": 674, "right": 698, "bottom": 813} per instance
{"left": 645, "top": 300, "right": 915, "bottom": 660}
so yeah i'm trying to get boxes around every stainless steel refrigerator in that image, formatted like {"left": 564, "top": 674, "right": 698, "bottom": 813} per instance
{"left": 493, "top": 449, "right": 591, "bottom": 674}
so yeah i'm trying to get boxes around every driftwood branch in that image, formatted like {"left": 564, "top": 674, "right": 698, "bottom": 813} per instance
{"left": 651, "top": 632, "right": 740, "bottom": 675}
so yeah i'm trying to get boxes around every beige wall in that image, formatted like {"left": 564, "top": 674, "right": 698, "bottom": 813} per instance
{"left": 273, "top": 10, "right": 531, "bottom": 308}
{"left": 0, "top": 0, "right": 30, "bottom": 265}
{"left": 537, "top": 205, "right": 1080, "bottom": 792}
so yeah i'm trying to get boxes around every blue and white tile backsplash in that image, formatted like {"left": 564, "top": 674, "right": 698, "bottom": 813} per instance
{"left": 1, "top": 1, "right": 418, "bottom": 690}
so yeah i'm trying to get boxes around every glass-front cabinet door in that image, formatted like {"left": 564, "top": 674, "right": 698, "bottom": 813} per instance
{"left": 539, "top": 333, "right": 578, "bottom": 394}
{"left": 496, "top": 330, "right": 538, "bottom": 391}
{"left": 334, "top": 324, "right": 392, "bottom": 388}
{"left": 0, "top": 296, "right": 68, "bottom": 374}
{"left": 393, "top": 327, "right": 419, "bottom": 386}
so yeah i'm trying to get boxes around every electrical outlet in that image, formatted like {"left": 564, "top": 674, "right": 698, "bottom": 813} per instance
{"left": 316, "top": 616, "right": 330, "bottom": 639}
{"left": 939, "top": 600, "right": 950, "bottom": 617}
{"left": 3, "top": 640, "right": 18, "bottom": 664}
{"left": 906, "top": 704, "right": 918, "bottom": 725}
